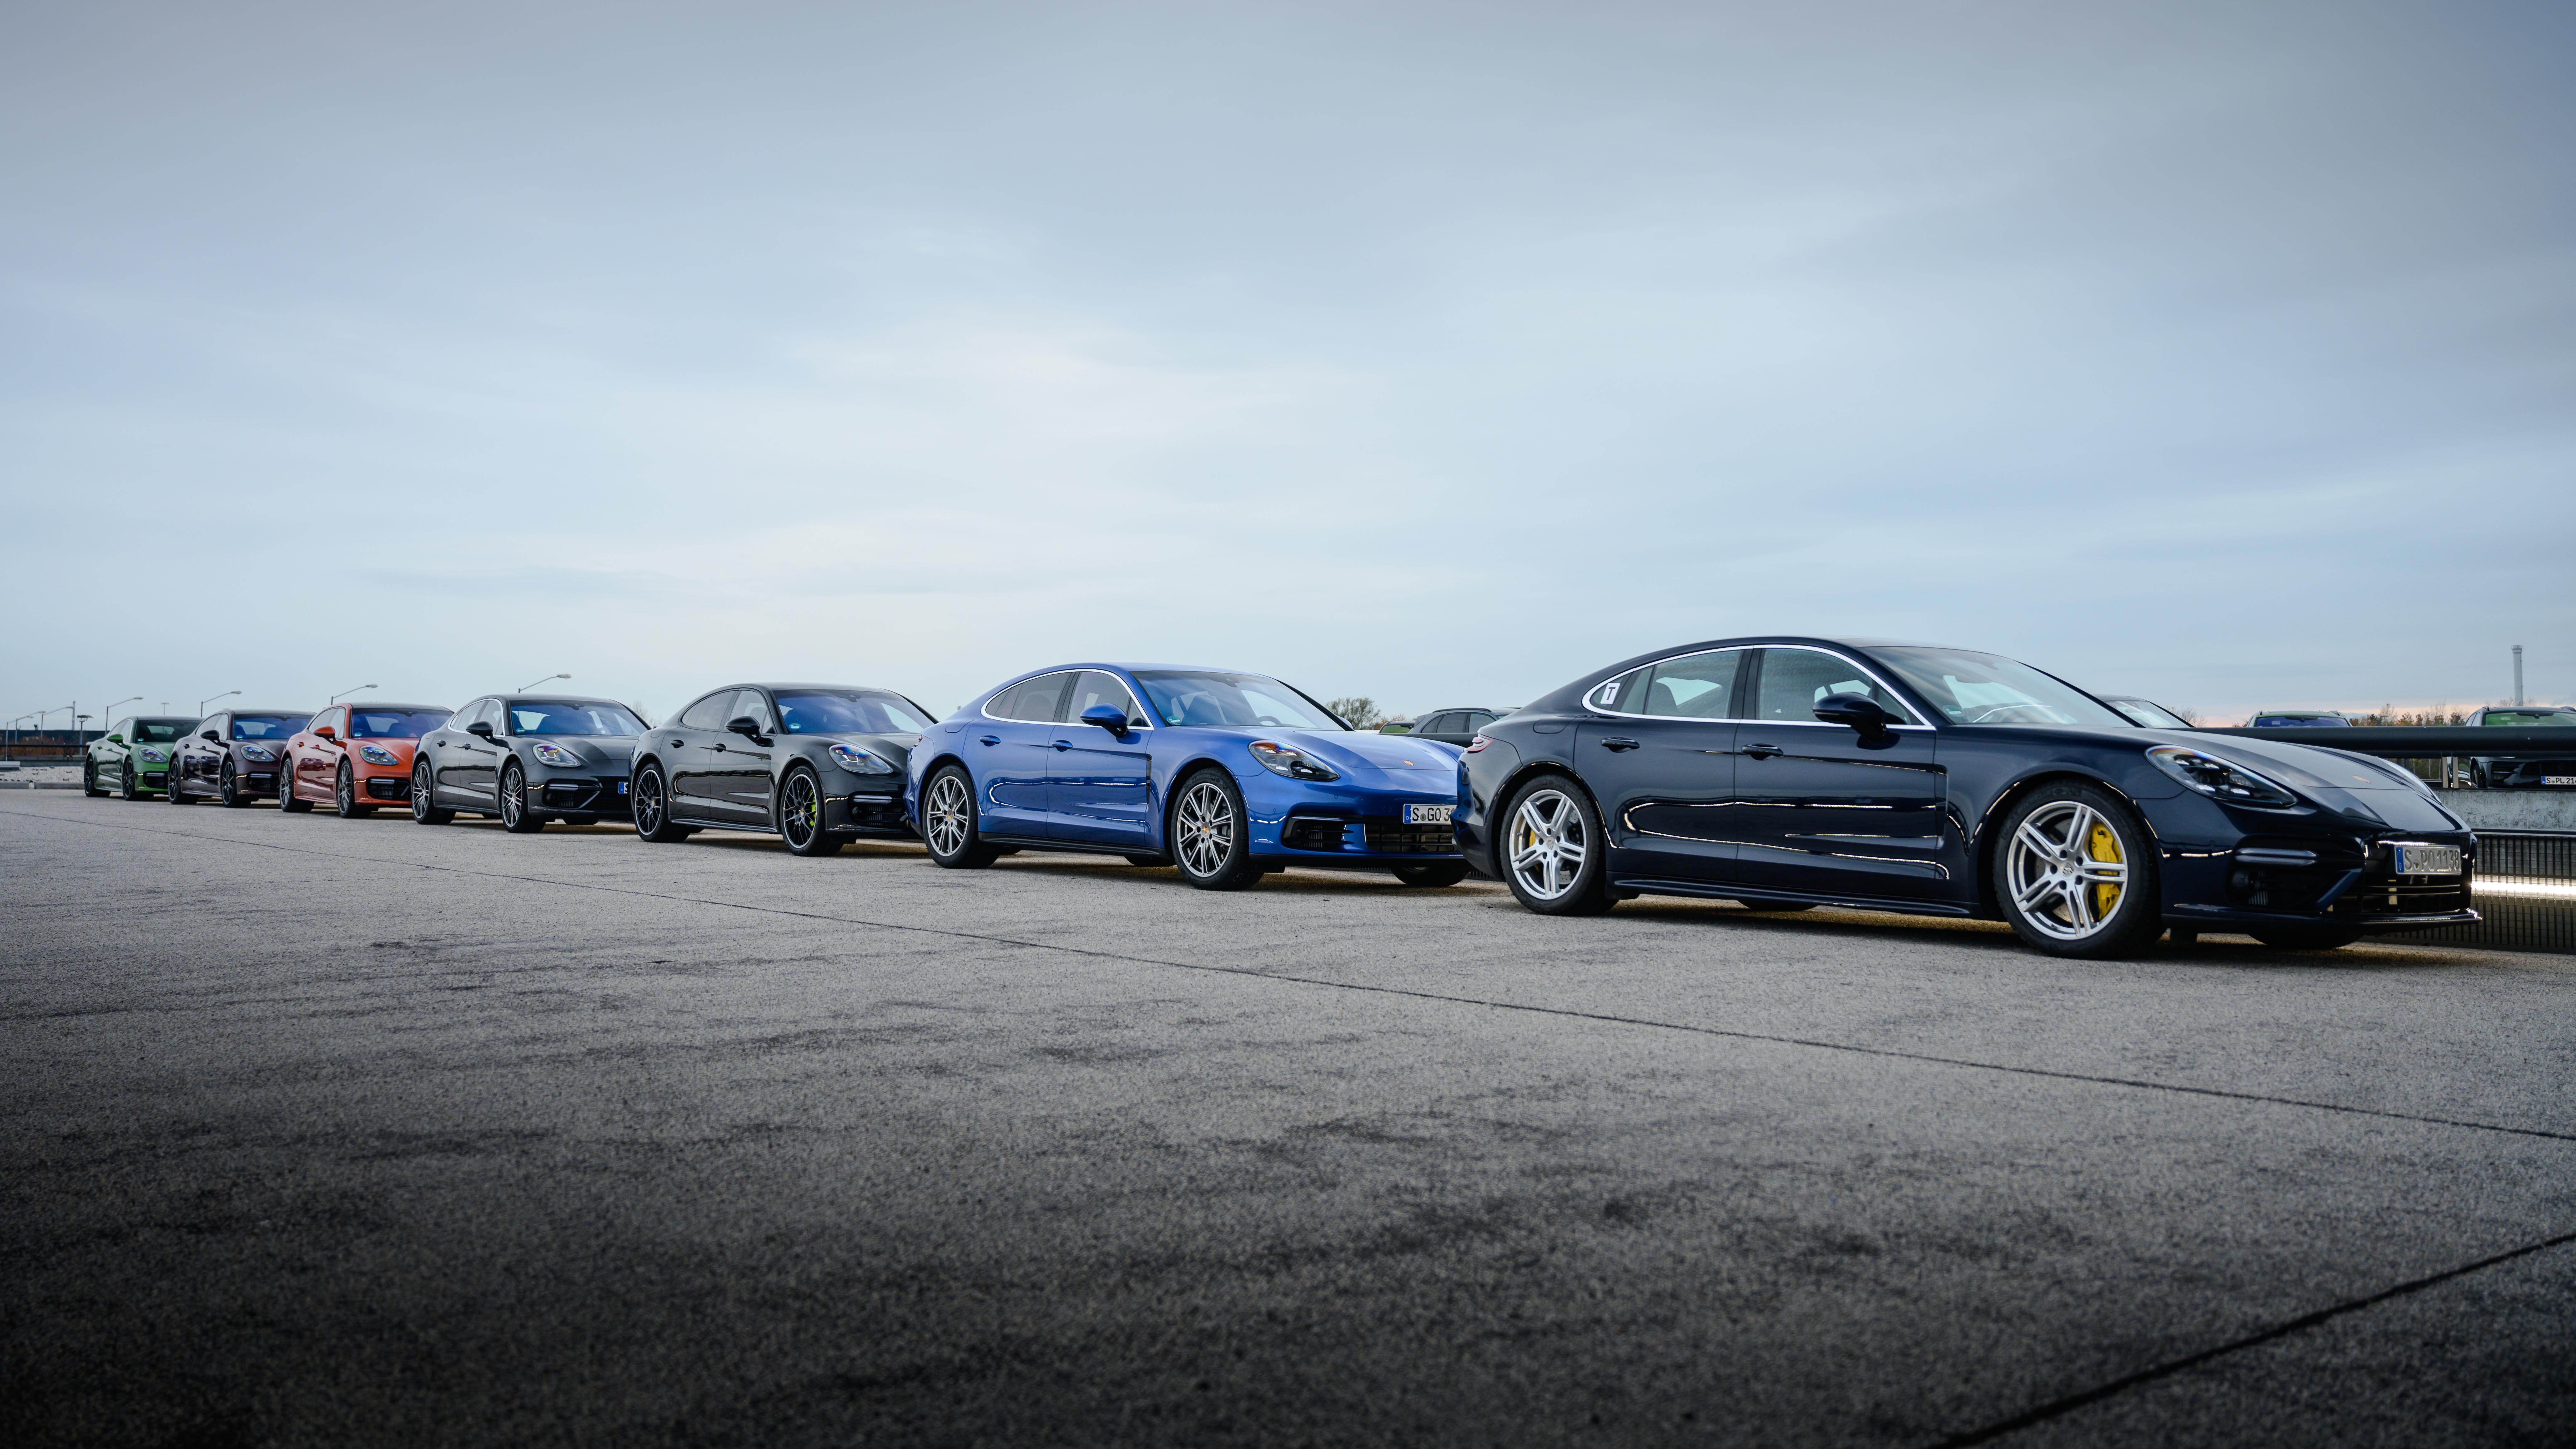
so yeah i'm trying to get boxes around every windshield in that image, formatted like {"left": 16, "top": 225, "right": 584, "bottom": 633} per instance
{"left": 1868, "top": 647, "right": 2132, "bottom": 728}
{"left": 231, "top": 715, "right": 306, "bottom": 740}
{"left": 508, "top": 701, "right": 645, "bottom": 736}
{"left": 132, "top": 720, "right": 190, "bottom": 743}
{"left": 775, "top": 691, "right": 935, "bottom": 735}
{"left": 349, "top": 709, "right": 450, "bottom": 739}
{"left": 1134, "top": 671, "right": 1346, "bottom": 730}
{"left": 2484, "top": 710, "right": 2576, "bottom": 727}
{"left": 2109, "top": 698, "right": 2192, "bottom": 729}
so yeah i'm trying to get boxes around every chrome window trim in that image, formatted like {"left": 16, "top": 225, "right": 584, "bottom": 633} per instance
{"left": 978, "top": 670, "right": 1094, "bottom": 726}
{"left": 1583, "top": 645, "right": 1934, "bottom": 729}
{"left": 1066, "top": 670, "right": 1155, "bottom": 732}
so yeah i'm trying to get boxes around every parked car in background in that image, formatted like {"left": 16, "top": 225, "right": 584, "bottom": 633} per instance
{"left": 2461, "top": 705, "right": 2576, "bottom": 788}
{"left": 1454, "top": 636, "right": 2475, "bottom": 955}
{"left": 84, "top": 715, "right": 199, "bottom": 799}
{"left": 908, "top": 663, "right": 1469, "bottom": 889}
{"left": 280, "top": 703, "right": 450, "bottom": 817}
{"left": 1408, "top": 707, "right": 1508, "bottom": 747}
{"left": 411, "top": 695, "right": 645, "bottom": 831}
{"left": 630, "top": 683, "right": 935, "bottom": 856}
{"left": 168, "top": 708, "right": 313, "bottom": 806}
{"left": 2248, "top": 710, "right": 2349, "bottom": 727}
{"left": 2102, "top": 695, "right": 2194, "bottom": 729}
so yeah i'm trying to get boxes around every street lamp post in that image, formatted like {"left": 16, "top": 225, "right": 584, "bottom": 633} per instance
{"left": 330, "top": 684, "right": 378, "bottom": 705}
{"left": 518, "top": 673, "right": 570, "bottom": 692}
{"left": 102, "top": 697, "right": 141, "bottom": 737}
{"left": 199, "top": 690, "right": 241, "bottom": 716}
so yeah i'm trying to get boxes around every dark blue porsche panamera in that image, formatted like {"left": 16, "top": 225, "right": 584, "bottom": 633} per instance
{"left": 1455, "top": 637, "right": 2479, "bottom": 957}
{"left": 906, "top": 664, "right": 1468, "bottom": 890}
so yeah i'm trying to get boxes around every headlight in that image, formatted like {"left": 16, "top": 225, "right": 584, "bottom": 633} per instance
{"left": 359, "top": 744, "right": 401, "bottom": 767}
{"left": 1250, "top": 740, "right": 1339, "bottom": 781}
{"left": 828, "top": 743, "right": 898, "bottom": 775}
{"left": 2146, "top": 746, "right": 2300, "bottom": 808}
{"left": 139, "top": 747, "right": 167, "bottom": 763}
{"left": 238, "top": 745, "right": 277, "bottom": 762}
{"left": 529, "top": 742, "right": 585, "bottom": 768}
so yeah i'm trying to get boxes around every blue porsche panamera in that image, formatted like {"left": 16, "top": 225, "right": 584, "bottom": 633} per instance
{"left": 905, "top": 664, "right": 1469, "bottom": 890}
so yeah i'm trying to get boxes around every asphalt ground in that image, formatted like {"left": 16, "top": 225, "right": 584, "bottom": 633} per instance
{"left": 4, "top": 792, "right": 2573, "bottom": 1448}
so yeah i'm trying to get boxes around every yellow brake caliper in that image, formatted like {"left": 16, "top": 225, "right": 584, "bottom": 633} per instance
{"left": 2087, "top": 822, "right": 2123, "bottom": 918}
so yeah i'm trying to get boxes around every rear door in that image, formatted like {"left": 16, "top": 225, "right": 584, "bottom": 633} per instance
{"left": 978, "top": 673, "right": 1070, "bottom": 840}
{"left": 1729, "top": 647, "right": 1952, "bottom": 904}
{"left": 1049, "top": 671, "right": 1155, "bottom": 848}
{"left": 1574, "top": 650, "right": 1747, "bottom": 888}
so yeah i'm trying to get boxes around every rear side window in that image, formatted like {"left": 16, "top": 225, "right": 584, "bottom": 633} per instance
{"left": 1751, "top": 649, "right": 1919, "bottom": 725}
{"left": 990, "top": 673, "right": 1074, "bottom": 723}
{"left": 1638, "top": 651, "right": 1745, "bottom": 719}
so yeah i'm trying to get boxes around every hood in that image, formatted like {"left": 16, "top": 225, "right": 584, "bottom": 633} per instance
{"left": 521, "top": 735, "right": 642, "bottom": 761}
{"left": 1276, "top": 729, "right": 1461, "bottom": 773}
{"left": 2170, "top": 734, "right": 2466, "bottom": 832}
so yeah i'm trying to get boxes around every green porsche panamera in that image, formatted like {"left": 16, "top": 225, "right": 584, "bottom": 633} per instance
{"left": 83, "top": 715, "right": 201, "bottom": 799}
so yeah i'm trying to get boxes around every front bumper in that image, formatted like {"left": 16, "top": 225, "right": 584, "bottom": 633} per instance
{"left": 827, "top": 790, "right": 914, "bottom": 836}
{"left": 1243, "top": 770, "right": 1461, "bottom": 865}
{"left": 532, "top": 773, "right": 632, "bottom": 816}
{"left": 2149, "top": 797, "right": 2481, "bottom": 935}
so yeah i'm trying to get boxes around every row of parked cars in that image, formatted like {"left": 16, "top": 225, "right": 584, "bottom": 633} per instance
{"left": 88, "top": 636, "right": 2492, "bottom": 958}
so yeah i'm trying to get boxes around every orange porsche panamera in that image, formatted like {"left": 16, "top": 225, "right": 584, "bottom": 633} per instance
{"left": 280, "top": 703, "right": 453, "bottom": 817}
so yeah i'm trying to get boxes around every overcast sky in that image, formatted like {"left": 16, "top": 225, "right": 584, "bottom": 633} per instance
{"left": 5, "top": 1, "right": 2570, "bottom": 728}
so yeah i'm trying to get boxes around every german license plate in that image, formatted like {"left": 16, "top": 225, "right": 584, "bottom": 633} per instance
{"left": 2547, "top": 776, "right": 2576, "bottom": 786}
{"left": 2391, "top": 843, "right": 2462, "bottom": 876}
{"left": 615, "top": 780, "right": 628, "bottom": 794}
{"left": 1405, "top": 803, "right": 1452, "bottom": 825}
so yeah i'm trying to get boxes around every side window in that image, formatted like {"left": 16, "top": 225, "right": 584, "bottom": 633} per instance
{"left": 1466, "top": 712, "right": 1498, "bottom": 729}
{"left": 1751, "top": 649, "right": 1920, "bottom": 725}
{"left": 1066, "top": 671, "right": 1148, "bottom": 727}
{"left": 471, "top": 700, "right": 503, "bottom": 730}
{"left": 201, "top": 714, "right": 226, "bottom": 740}
{"left": 993, "top": 673, "right": 1073, "bottom": 722}
{"left": 677, "top": 693, "right": 734, "bottom": 730}
{"left": 1420, "top": 713, "right": 1453, "bottom": 734}
{"left": 1587, "top": 671, "right": 1647, "bottom": 713}
{"left": 1638, "top": 651, "right": 1745, "bottom": 719}
{"left": 732, "top": 690, "right": 775, "bottom": 731}
{"left": 318, "top": 708, "right": 344, "bottom": 736}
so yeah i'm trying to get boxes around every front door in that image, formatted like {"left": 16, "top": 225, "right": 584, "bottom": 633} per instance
{"left": 1576, "top": 648, "right": 1747, "bottom": 887}
{"left": 179, "top": 714, "right": 223, "bottom": 796}
{"left": 978, "top": 672, "right": 1070, "bottom": 841}
{"left": 713, "top": 690, "right": 776, "bottom": 825}
{"left": 1049, "top": 671, "right": 1155, "bottom": 848}
{"left": 448, "top": 700, "right": 504, "bottom": 807}
{"left": 1729, "top": 647, "right": 1953, "bottom": 904}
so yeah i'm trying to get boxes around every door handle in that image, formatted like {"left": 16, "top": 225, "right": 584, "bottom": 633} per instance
{"left": 980, "top": 735, "right": 1000, "bottom": 746}
{"left": 1052, "top": 739, "right": 1073, "bottom": 750}
{"left": 1742, "top": 743, "right": 1784, "bottom": 759}
{"left": 1598, "top": 737, "right": 1640, "bottom": 751}
{"left": 711, "top": 743, "right": 727, "bottom": 752}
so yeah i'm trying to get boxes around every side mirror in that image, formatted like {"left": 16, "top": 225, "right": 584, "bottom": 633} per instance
{"left": 108, "top": 734, "right": 123, "bottom": 745}
{"left": 1813, "top": 693, "right": 1893, "bottom": 739}
{"left": 726, "top": 716, "right": 766, "bottom": 739}
{"left": 315, "top": 726, "right": 335, "bottom": 740}
{"left": 201, "top": 730, "right": 221, "bottom": 743}
{"left": 465, "top": 721, "right": 495, "bottom": 740}
{"left": 1079, "top": 704, "right": 1130, "bottom": 734}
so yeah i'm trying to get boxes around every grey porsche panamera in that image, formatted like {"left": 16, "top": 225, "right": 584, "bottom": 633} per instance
{"left": 410, "top": 695, "right": 647, "bottom": 831}
{"left": 628, "top": 682, "right": 934, "bottom": 856}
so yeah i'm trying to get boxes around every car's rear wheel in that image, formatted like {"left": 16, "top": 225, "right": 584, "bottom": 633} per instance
{"left": 120, "top": 763, "right": 142, "bottom": 801}
{"left": 1996, "top": 783, "right": 2163, "bottom": 958}
{"left": 778, "top": 766, "right": 843, "bottom": 857}
{"left": 83, "top": 761, "right": 106, "bottom": 797}
{"left": 335, "top": 760, "right": 370, "bottom": 817}
{"left": 1499, "top": 776, "right": 1615, "bottom": 915}
{"left": 921, "top": 765, "right": 999, "bottom": 868}
{"left": 218, "top": 756, "right": 249, "bottom": 807}
{"left": 2249, "top": 925, "right": 2363, "bottom": 951}
{"left": 412, "top": 757, "right": 454, "bottom": 824}
{"left": 498, "top": 761, "right": 545, "bottom": 832}
{"left": 1171, "top": 769, "right": 1262, "bottom": 891}
{"left": 1392, "top": 861, "right": 1470, "bottom": 888}
{"left": 632, "top": 762, "right": 687, "bottom": 842}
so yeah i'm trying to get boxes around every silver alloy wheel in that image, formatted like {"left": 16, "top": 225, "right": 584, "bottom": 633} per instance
{"left": 1508, "top": 788, "right": 1590, "bottom": 900}
{"left": 500, "top": 765, "right": 525, "bottom": 827}
{"left": 2005, "top": 799, "right": 2131, "bottom": 942}
{"left": 1173, "top": 779, "right": 1236, "bottom": 878}
{"left": 633, "top": 767, "right": 665, "bottom": 834}
{"left": 781, "top": 770, "right": 819, "bottom": 848}
{"left": 925, "top": 773, "right": 972, "bottom": 857}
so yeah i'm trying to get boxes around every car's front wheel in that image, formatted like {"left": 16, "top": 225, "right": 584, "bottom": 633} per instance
{"left": 218, "top": 757, "right": 249, "bottom": 807}
{"left": 166, "top": 758, "right": 192, "bottom": 804}
{"left": 120, "top": 763, "right": 142, "bottom": 801}
{"left": 1171, "top": 768, "right": 1263, "bottom": 890}
{"left": 82, "top": 760, "right": 106, "bottom": 797}
{"left": 412, "top": 757, "right": 454, "bottom": 824}
{"left": 778, "top": 766, "right": 843, "bottom": 857}
{"left": 921, "top": 765, "right": 999, "bottom": 868}
{"left": 632, "top": 761, "right": 687, "bottom": 842}
{"left": 1392, "top": 861, "right": 1470, "bottom": 888}
{"left": 335, "top": 760, "right": 370, "bottom": 817}
{"left": 279, "top": 762, "right": 314, "bottom": 812}
{"left": 1995, "top": 782, "right": 2163, "bottom": 958}
{"left": 498, "top": 761, "right": 545, "bottom": 832}
{"left": 1498, "top": 775, "right": 1614, "bottom": 915}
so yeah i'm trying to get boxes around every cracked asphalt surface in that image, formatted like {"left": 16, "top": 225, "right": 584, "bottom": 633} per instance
{"left": 4, "top": 792, "right": 2573, "bottom": 1447}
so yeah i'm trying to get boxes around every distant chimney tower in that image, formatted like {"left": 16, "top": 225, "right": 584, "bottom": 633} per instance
{"left": 2512, "top": 644, "right": 2524, "bottom": 706}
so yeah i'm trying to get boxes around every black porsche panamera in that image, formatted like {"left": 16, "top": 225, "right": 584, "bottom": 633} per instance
{"left": 1454, "top": 637, "right": 2478, "bottom": 957}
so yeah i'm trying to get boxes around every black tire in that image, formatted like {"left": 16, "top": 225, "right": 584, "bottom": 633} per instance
{"left": 334, "top": 760, "right": 370, "bottom": 817}
{"left": 2249, "top": 925, "right": 2363, "bottom": 951}
{"left": 920, "top": 764, "right": 1000, "bottom": 868}
{"left": 1392, "top": 861, "right": 1471, "bottom": 888}
{"left": 1169, "top": 768, "right": 1263, "bottom": 891}
{"left": 1993, "top": 781, "right": 2163, "bottom": 959}
{"left": 778, "top": 766, "right": 844, "bottom": 857}
{"left": 1124, "top": 853, "right": 1169, "bottom": 867}
{"left": 167, "top": 756, "right": 192, "bottom": 803}
{"left": 1734, "top": 900, "right": 1817, "bottom": 912}
{"left": 82, "top": 761, "right": 106, "bottom": 797}
{"left": 1495, "top": 775, "right": 1616, "bottom": 915}
{"left": 218, "top": 756, "right": 249, "bottom": 808}
{"left": 279, "top": 761, "right": 314, "bottom": 811}
{"left": 498, "top": 761, "right": 546, "bottom": 832}
{"left": 412, "top": 757, "right": 454, "bottom": 825}
{"left": 120, "top": 763, "right": 141, "bottom": 801}
{"left": 632, "top": 761, "right": 687, "bottom": 842}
